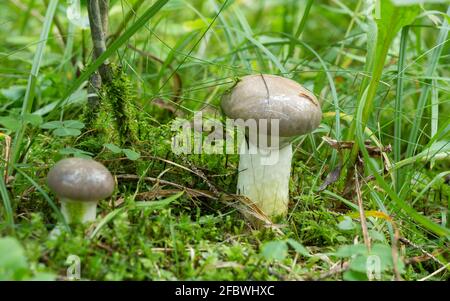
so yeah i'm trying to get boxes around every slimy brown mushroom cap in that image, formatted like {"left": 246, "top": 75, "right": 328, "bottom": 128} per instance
{"left": 47, "top": 157, "right": 115, "bottom": 202}
{"left": 221, "top": 74, "right": 322, "bottom": 138}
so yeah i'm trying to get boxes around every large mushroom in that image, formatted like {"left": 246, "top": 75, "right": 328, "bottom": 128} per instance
{"left": 221, "top": 74, "right": 322, "bottom": 220}
{"left": 47, "top": 157, "right": 115, "bottom": 224}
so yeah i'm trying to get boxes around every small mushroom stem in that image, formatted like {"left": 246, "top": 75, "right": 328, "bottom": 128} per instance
{"left": 237, "top": 140, "right": 292, "bottom": 218}
{"left": 60, "top": 199, "right": 98, "bottom": 224}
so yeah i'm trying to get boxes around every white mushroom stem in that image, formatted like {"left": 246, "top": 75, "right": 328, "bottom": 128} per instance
{"left": 237, "top": 140, "right": 292, "bottom": 217}
{"left": 60, "top": 199, "right": 98, "bottom": 224}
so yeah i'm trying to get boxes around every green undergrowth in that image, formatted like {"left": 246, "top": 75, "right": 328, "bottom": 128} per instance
{"left": 5, "top": 125, "right": 448, "bottom": 280}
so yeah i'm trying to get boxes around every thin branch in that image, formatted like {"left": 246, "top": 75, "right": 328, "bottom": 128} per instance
{"left": 99, "top": 0, "right": 109, "bottom": 36}
{"left": 315, "top": 261, "right": 350, "bottom": 280}
{"left": 355, "top": 165, "right": 371, "bottom": 252}
{"left": 87, "top": 0, "right": 112, "bottom": 83}
{"left": 87, "top": 72, "right": 102, "bottom": 113}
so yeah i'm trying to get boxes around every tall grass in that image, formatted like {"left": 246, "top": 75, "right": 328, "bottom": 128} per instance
{"left": 53, "top": 0, "right": 170, "bottom": 112}
{"left": 8, "top": 0, "right": 59, "bottom": 175}
{"left": 0, "top": 165, "right": 14, "bottom": 234}
{"left": 400, "top": 6, "right": 450, "bottom": 197}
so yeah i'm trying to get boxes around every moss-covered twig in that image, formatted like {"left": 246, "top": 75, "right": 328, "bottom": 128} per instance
{"left": 87, "top": 0, "right": 112, "bottom": 84}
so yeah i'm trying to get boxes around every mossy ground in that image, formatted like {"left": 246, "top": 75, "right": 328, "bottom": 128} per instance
{"left": 6, "top": 122, "right": 448, "bottom": 280}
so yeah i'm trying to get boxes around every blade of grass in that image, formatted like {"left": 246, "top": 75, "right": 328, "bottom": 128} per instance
{"left": 8, "top": 0, "right": 59, "bottom": 175}
{"left": 208, "top": 0, "right": 251, "bottom": 72}
{"left": 346, "top": 2, "right": 420, "bottom": 185}
{"left": 282, "top": 34, "right": 341, "bottom": 138}
{"left": 0, "top": 166, "right": 14, "bottom": 235}
{"left": 400, "top": 7, "right": 449, "bottom": 196}
{"left": 390, "top": 140, "right": 450, "bottom": 170}
{"left": 430, "top": 78, "right": 439, "bottom": 169}
{"left": 394, "top": 26, "right": 409, "bottom": 193}
{"left": 51, "top": 0, "right": 170, "bottom": 113}
{"left": 232, "top": 5, "right": 266, "bottom": 71}
{"left": 405, "top": 6, "right": 449, "bottom": 159}
{"left": 19, "top": 0, "right": 37, "bottom": 34}
{"left": 89, "top": 191, "right": 183, "bottom": 239}
{"left": 158, "top": 0, "right": 230, "bottom": 92}
{"left": 355, "top": 86, "right": 450, "bottom": 238}
{"left": 284, "top": 0, "right": 313, "bottom": 63}
{"left": 13, "top": 166, "right": 69, "bottom": 232}
{"left": 229, "top": 29, "right": 286, "bottom": 74}
{"left": 281, "top": 33, "right": 341, "bottom": 166}
{"left": 412, "top": 171, "right": 450, "bottom": 206}
{"left": 111, "top": 0, "right": 145, "bottom": 41}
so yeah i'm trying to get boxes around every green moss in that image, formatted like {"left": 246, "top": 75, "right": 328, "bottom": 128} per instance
{"left": 81, "top": 65, "right": 142, "bottom": 150}
{"left": 102, "top": 66, "right": 140, "bottom": 146}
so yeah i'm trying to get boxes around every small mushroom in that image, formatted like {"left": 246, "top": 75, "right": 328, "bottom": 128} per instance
{"left": 47, "top": 157, "right": 115, "bottom": 224}
{"left": 221, "top": 74, "right": 322, "bottom": 219}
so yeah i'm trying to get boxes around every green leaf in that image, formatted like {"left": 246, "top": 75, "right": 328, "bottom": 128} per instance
{"left": 376, "top": 1, "right": 420, "bottom": 37}
{"left": 22, "top": 113, "right": 43, "bottom": 126}
{"left": 52, "top": 127, "right": 81, "bottom": 137}
{"left": 286, "top": 239, "right": 310, "bottom": 257}
{"left": 40, "top": 120, "right": 63, "bottom": 129}
{"left": 63, "top": 120, "right": 85, "bottom": 129}
{"left": 343, "top": 269, "right": 368, "bottom": 281}
{"left": 1, "top": 85, "right": 26, "bottom": 101}
{"left": 261, "top": 241, "right": 288, "bottom": 261}
{"left": 59, "top": 147, "right": 93, "bottom": 158}
{"left": 348, "top": 244, "right": 395, "bottom": 275}
{"left": 345, "top": 0, "right": 420, "bottom": 168}
{"left": 334, "top": 244, "right": 368, "bottom": 258}
{"left": 183, "top": 18, "right": 213, "bottom": 30}
{"left": 122, "top": 148, "right": 141, "bottom": 161}
{"left": 338, "top": 216, "right": 356, "bottom": 230}
{"left": 0, "top": 170, "right": 14, "bottom": 234}
{"left": 370, "top": 243, "right": 393, "bottom": 266}
{"left": 1, "top": 114, "right": 42, "bottom": 131}
{"left": 133, "top": 191, "right": 184, "bottom": 209}
{"left": 349, "top": 255, "right": 371, "bottom": 274}
{"left": 104, "top": 143, "right": 122, "bottom": 154}
{"left": 369, "top": 230, "right": 386, "bottom": 242}
{"left": 0, "top": 237, "right": 28, "bottom": 281}
{"left": 0, "top": 116, "right": 21, "bottom": 131}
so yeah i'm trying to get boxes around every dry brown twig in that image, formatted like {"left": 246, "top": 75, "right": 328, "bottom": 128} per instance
{"left": 399, "top": 237, "right": 446, "bottom": 268}
{"left": 355, "top": 166, "right": 371, "bottom": 252}
{"left": 115, "top": 172, "right": 283, "bottom": 235}
{"left": 322, "top": 136, "right": 392, "bottom": 157}
{"left": 314, "top": 261, "right": 350, "bottom": 280}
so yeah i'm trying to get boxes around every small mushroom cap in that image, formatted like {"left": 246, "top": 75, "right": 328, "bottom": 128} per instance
{"left": 221, "top": 74, "right": 322, "bottom": 138}
{"left": 47, "top": 158, "right": 115, "bottom": 202}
